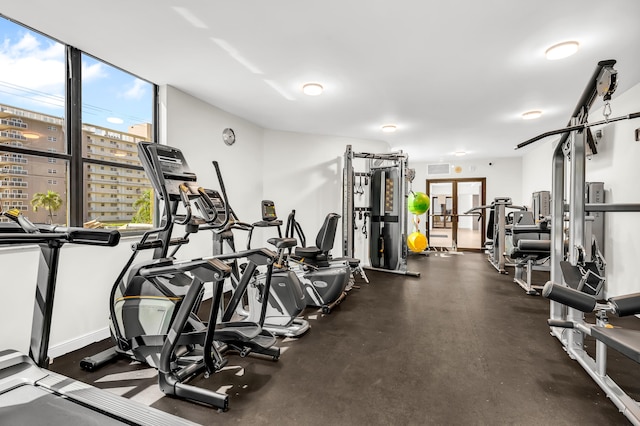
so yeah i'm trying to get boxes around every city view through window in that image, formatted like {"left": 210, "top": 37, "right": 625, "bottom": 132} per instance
{"left": 0, "top": 16, "right": 155, "bottom": 229}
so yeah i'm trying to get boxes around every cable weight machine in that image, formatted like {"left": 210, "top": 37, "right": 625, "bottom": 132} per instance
{"left": 342, "top": 145, "right": 419, "bottom": 277}
{"left": 517, "top": 59, "right": 640, "bottom": 425}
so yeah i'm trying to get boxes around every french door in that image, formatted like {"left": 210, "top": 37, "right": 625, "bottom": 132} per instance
{"left": 425, "top": 178, "right": 486, "bottom": 250}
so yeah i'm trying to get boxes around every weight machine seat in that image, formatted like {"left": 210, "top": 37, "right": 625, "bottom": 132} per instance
{"left": 591, "top": 327, "right": 640, "bottom": 364}
{"left": 267, "top": 237, "right": 297, "bottom": 250}
{"left": 294, "top": 213, "right": 340, "bottom": 261}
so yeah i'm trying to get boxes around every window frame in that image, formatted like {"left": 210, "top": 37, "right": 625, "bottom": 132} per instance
{"left": 0, "top": 15, "right": 158, "bottom": 228}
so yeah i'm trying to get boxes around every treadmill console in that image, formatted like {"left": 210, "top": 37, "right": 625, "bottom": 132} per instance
{"left": 138, "top": 143, "right": 198, "bottom": 200}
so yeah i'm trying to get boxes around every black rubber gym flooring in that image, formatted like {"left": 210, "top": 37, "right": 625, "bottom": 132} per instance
{"left": 52, "top": 252, "right": 639, "bottom": 425}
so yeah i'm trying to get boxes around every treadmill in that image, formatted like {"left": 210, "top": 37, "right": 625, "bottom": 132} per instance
{"left": 0, "top": 209, "right": 200, "bottom": 425}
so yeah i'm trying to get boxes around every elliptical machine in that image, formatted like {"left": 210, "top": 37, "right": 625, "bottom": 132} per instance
{"left": 81, "top": 143, "right": 280, "bottom": 411}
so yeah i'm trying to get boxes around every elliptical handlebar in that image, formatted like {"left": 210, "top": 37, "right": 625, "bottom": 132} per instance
{"left": 174, "top": 183, "right": 193, "bottom": 226}
{"left": 207, "top": 160, "right": 231, "bottom": 231}
{"left": 227, "top": 220, "right": 254, "bottom": 232}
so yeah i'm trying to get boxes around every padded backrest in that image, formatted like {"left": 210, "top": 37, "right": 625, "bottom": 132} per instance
{"left": 513, "top": 210, "right": 534, "bottom": 226}
{"left": 315, "top": 213, "right": 341, "bottom": 253}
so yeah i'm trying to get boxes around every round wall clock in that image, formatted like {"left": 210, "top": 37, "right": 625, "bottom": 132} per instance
{"left": 222, "top": 128, "right": 236, "bottom": 146}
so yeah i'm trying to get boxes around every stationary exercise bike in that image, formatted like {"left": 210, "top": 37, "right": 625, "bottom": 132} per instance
{"left": 81, "top": 143, "right": 280, "bottom": 411}
{"left": 196, "top": 190, "right": 310, "bottom": 337}
{"left": 253, "top": 202, "right": 352, "bottom": 314}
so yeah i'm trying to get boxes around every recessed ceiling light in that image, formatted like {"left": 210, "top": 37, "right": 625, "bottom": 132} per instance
{"left": 545, "top": 41, "right": 579, "bottom": 60}
{"left": 454, "top": 151, "right": 466, "bottom": 156}
{"left": 381, "top": 124, "right": 397, "bottom": 133}
{"left": 302, "top": 83, "right": 323, "bottom": 96}
{"left": 522, "top": 110, "right": 542, "bottom": 120}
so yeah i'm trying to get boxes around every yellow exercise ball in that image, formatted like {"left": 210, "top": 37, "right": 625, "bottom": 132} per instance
{"left": 407, "top": 232, "right": 428, "bottom": 253}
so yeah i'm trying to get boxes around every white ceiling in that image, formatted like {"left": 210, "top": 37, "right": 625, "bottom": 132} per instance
{"left": 3, "top": 0, "right": 640, "bottom": 162}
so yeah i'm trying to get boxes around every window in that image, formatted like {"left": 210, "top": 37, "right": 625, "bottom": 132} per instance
{"left": 0, "top": 16, "right": 156, "bottom": 228}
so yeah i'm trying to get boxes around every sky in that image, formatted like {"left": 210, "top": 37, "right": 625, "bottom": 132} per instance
{"left": 0, "top": 16, "right": 152, "bottom": 133}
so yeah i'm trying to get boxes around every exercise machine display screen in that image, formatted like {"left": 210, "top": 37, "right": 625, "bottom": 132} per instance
{"left": 262, "top": 200, "right": 277, "bottom": 221}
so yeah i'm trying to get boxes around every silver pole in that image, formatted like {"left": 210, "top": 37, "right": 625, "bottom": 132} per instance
{"left": 566, "top": 123, "right": 586, "bottom": 352}
{"left": 550, "top": 130, "right": 567, "bottom": 324}
{"left": 342, "top": 145, "right": 354, "bottom": 258}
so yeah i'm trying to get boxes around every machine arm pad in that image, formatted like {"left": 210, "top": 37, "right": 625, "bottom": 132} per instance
{"left": 542, "top": 281, "right": 597, "bottom": 313}
{"left": 609, "top": 293, "right": 640, "bottom": 317}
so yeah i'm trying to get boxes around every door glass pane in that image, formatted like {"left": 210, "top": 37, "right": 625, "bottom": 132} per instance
{"left": 457, "top": 181, "right": 483, "bottom": 249}
{"left": 429, "top": 182, "right": 453, "bottom": 248}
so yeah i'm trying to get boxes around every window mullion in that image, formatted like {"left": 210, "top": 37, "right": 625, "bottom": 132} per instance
{"left": 67, "top": 46, "right": 83, "bottom": 226}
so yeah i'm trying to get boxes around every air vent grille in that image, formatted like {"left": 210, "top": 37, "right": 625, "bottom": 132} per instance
{"left": 427, "top": 163, "right": 450, "bottom": 175}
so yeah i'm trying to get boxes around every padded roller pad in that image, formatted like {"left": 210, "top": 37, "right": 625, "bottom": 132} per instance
{"left": 517, "top": 240, "right": 551, "bottom": 252}
{"left": 609, "top": 293, "right": 640, "bottom": 317}
{"left": 510, "top": 239, "right": 551, "bottom": 259}
{"left": 542, "top": 282, "right": 596, "bottom": 312}
{"left": 591, "top": 327, "right": 640, "bottom": 363}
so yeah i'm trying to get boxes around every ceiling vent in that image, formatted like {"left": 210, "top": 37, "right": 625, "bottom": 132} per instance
{"left": 427, "top": 163, "right": 450, "bottom": 175}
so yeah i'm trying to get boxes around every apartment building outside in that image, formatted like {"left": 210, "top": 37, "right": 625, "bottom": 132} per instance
{"left": 0, "top": 103, "right": 151, "bottom": 226}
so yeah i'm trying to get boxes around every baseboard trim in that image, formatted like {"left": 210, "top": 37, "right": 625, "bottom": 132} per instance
{"left": 49, "top": 328, "right": 111, "bottom": 360}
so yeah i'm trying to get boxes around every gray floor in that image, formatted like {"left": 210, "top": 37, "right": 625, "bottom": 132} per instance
{"left": 53, "top": 252, "right": 639, "bottom": 425}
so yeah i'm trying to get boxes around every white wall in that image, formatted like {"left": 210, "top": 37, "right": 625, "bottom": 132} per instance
{"left": 2, "top": 246, "right": 39, "bottom": 353}
{"left": 520, "top": 82, "right": 640, "bottom": 297}
{"left": 259, "top": 131, "right": 389, "bottom": 257}
{"left": 410, "top": 157, "right": 523, "bottom": 235}
{"left": 156, "top": 85, "right": 267, "bottom": 260}
{"left": 521, "top": 138, "right": 554, "bottom": 208}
